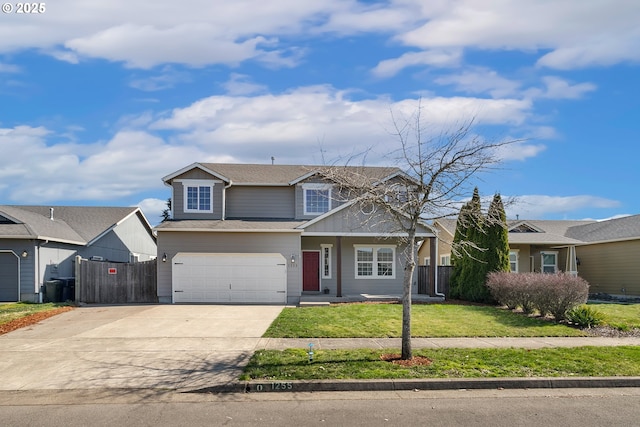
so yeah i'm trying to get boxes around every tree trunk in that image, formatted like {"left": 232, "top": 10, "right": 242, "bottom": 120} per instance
{"left": 401, "top": 230, "right": 416, "bottom": 360}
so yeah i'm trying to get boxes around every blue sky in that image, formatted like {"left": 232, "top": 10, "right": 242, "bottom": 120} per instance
{"left": 1, "top": 0, "right": 639, "bottom": 225}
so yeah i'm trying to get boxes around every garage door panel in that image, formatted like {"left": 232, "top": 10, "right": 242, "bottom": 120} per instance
{"left": 172, "top": 253, "right": 287, "bottom": 304}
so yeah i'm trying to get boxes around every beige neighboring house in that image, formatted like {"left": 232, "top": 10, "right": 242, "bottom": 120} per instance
{"left": 419, "top": 215, "right": 640, "bottom": 298}
{"left": 155, "top": 162, "right": 435, "bottom": 304}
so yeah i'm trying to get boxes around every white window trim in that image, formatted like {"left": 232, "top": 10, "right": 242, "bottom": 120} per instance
{"left": 182, "top": 180, "right": 215, "bottom": 213}
{"left": 541, "top": 251, "right": 558, "bottom": 273}
{"left": 354, "top": 244, "right": 396, "bottom": 279}
{"left": 509, "top": 249, "right": 519, "bottom": 273}
{"left": 440, "top": 254, "right": 451, "bottom": 266}
{"left": 321, "top": 244, "right": 332, "bottom": 279}
{"left": 302, "top": 183, "right": 332, "bottom": 216}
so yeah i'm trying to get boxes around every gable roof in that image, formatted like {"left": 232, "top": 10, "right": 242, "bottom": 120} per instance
{"left": 435, "top": 218, "right": 595, "bottom": 245}
{"left": 566, "top": 214, "right": 640, "bottom": 243}
{"left": 163, "top": 162, "right": 401, "bottom": 186}
{"left": 0, "top": 205, "right": 154, "bottom": 245}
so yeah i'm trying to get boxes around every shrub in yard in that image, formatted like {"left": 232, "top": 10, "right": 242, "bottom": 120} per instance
{"left": 486, "top": 271, "right": 536, "bottom": 313}
{"left": 486, "top": 272, "right": 589, "bottom": 320}
{"left": 566, "top": 305, "right": 605, "bottom": 328}
{"left": 530, "top": 273, "right": 589, "bottom": 321}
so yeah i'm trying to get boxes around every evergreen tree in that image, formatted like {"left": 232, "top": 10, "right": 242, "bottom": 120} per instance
{"left": 450, "top": 188, "right": 486, "bottom": 300}
{"left": 161, "top": 198, "right": 172, "bottom": 222}
{"left": 485, "top": 193, "right": 510, "bottom": 274}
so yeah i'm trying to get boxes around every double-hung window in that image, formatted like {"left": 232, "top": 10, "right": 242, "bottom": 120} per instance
{"left": 183, "top": 181, "right": 214, "bottom": 213}
{"left": 541, "top": 251, "right": 558, "bottom": 273}
{"left": 509, "top": 250, "right": 519, "bottom": 272}
{"left": 303, "top": 184, "right": 332, "bottom": 215}
{"left": 354, "top": 245, "right": 396, "bottom": 279}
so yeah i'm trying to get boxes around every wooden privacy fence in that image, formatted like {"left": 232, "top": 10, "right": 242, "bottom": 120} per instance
{"left": 417, "top": 265, "right": 452, "bottom": 298}
{"left": 75, "top": 256, "right": 158, "bottom": 304}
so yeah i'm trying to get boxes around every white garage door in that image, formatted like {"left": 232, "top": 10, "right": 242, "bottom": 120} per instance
{"left": 171, "top": 253, "right": 287, "bottom": 303}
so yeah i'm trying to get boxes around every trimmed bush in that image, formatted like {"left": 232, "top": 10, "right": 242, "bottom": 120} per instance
{"left": 566, "top": 305, "right": 605, "bottom": 328}
{"left": 486, "top": 272, "right": 589, "bottom": 321}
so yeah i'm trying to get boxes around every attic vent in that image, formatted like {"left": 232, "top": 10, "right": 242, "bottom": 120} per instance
{"left": 50, "top": 207, "right": 54, "bottom": 220}
{"left": 510, "top": 224, "right": 538, "bottom": 233}
{"left": 0, "top": 215, "right": 12, "bottom": 224}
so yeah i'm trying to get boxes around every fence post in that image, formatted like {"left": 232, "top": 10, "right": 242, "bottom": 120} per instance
{"left": 74, "top": 255, "right": 82, "bottom": 303}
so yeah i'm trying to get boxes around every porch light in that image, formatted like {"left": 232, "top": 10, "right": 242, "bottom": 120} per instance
{"left": 21, "top": 250, "right": 28, "bottom": 258}
{"left": 291, "top": 254, "right": 296, "bottom": 264}
{"left": 162, "top": 253, "right": 167, "bottom": 263}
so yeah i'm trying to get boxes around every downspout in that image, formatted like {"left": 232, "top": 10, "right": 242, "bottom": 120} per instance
{"left": 222, "top": 180, "right": 233, "bottom": 220}
{"left": 36, "top": 240, "right": 49, "bottom": 302}
{"left": 433, "top": 231, "right": 445, "bottom": 298}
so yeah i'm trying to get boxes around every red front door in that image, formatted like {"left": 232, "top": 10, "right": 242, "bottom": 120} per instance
{"left": 303, "top": 251, "right": 320, "bottom": 292}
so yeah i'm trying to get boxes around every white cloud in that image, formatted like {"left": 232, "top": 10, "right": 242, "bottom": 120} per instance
{"left": 397, "top": 0, "right": 640, "bottom": 70}
{"left": 221, "top": 73, "right": 268, "bottom": 96}
{"left": 433, "top": 67, "right": 521, "bottom": 98}
{"left": 505, "top": 195, "right": 621, "bottom": 219}
{"left": 372, "top": 49, "right": 462, "bottom": 78}
{"left": 0, "top": 63, "right": 20, "bottom": 73}
{"left": 151, "top": 86, "right": 536, "bottom": 164}
{"left": 535, "top": 76, "right": 597, "bottom": 100}
{"left": 136, "top": 198, "right": 168, "bottom": 226}
{"left": 129, "top": 67, "right": 192, "bottom": 92}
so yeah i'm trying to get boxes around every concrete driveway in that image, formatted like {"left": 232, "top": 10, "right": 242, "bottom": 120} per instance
{"left": 0, "top": 304, "right": 284, "bottom": 391}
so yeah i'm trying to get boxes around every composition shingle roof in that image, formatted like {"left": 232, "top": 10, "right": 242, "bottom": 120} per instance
{"left": 155, "top": 219, "right": 305, "bottom": 231}
{"left": 167, "top": 163, "right": 401, "bottom": 185}
{"left": 566, "top": 214, "right": 640, "bottom": 243}
{"left": 0, "top": 205, "right": 146, "bottom": 245}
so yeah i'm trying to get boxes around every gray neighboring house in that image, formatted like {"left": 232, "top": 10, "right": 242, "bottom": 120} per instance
{"left": 0, "top": 206, "right": 157, "bottom": 302}
{"left": 155, "top": 162, "right": 435, "bottom": 304}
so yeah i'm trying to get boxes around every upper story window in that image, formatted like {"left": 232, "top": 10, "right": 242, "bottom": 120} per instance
{"left": 303, "top": 183, "right": 332, "bottom": 216}
{"left": 182, "top": 180, "right": 215, "bottom": 213}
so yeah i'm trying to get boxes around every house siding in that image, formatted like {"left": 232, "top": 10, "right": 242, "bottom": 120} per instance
{"left": 576, "top": 240, "right": 640, "bottom": 296}
{"left": 301, "top": 236, "right": 415, "bottom": 296}
{"left": 226, "top": 186, "right": 295, "bottom": 219}
{"left": 157, "top": 231, "right": 302, "bottom": 303}
{"left": 171, "top": 169, "right": 224, "bottom": 220}
{"left": 0, "top": 240, "right": 37, "bottom": 302}
{"left": 294, "top": 179, "right": 345, "bottom": 220}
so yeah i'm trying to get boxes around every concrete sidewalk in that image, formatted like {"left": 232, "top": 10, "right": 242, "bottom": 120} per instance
{"left": 256, "top": 336, "right": 640, "bottom": 350}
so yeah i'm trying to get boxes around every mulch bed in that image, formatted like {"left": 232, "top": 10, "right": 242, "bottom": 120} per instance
{"left": 0, "top": 306, "right": 74, "bottom": 336}
{"left": 380, "top": 353, "right": 433, "bottom": 366}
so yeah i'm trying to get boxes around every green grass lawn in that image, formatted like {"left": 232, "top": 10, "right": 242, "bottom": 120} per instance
{"left": 588, "top": 302, "right": 640, "bottom": 329}
{"left": 241, "top": 346, "right": 640, "bottom": 380}
{"left": 264, "top": 303, "right": 588, "bottom": 338}
{"left": 0, "top": 302, "right": 70, "bottom": 326}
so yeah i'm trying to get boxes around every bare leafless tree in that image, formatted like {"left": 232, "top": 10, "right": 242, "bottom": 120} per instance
{"left": 319, "top": 102, "right": 522, "bottom": 359}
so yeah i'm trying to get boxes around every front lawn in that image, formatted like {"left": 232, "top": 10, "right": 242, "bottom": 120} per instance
{"left": 264, "top": 303, "right": 587, "bottom": 338}
{"left": 241, "top": 346, "right": 640, "bottom": 380}
{"left": 588, "top": 302, "right": 640, "bottom": 329}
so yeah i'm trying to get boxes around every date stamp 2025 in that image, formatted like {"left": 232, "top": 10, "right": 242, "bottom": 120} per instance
{"left": 2, "top": 2, "right": 46, "bottom": 14}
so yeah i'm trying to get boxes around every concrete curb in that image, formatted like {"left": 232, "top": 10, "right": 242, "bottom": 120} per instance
{"left": 188, "top": 376, "right": 640, "bottom": 394}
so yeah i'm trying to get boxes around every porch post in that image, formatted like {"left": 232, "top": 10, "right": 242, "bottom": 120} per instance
{"left": 429, "top": 237, "right": 437, "bottom": 296}
{"left": 336, "top": 236, "right": 342, "bottom": 298}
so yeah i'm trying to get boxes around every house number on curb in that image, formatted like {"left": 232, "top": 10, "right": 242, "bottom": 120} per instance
{"left": 253, "top": 382, "right": 293, "bottom": 391}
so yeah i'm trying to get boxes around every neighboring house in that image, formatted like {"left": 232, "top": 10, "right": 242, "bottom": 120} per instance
{"left": 155, "top": 162, "right": 435, "bottom": 304}
{"left": 419, "top": 215, "right": 640, "bottom": 297}
{"left": 0, "top": 206, "right": 157, "bottom": 302}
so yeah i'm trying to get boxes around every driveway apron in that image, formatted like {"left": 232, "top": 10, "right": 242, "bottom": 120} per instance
{"left": 0, "top": 304, "right": 284, "bottom": 391}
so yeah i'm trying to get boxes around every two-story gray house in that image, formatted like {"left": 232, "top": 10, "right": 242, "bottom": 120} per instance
{"left": 155, "top": 162, "right": 435, "bottom": 304}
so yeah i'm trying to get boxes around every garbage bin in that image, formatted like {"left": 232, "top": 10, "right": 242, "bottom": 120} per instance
{"left": 60, "top": 278, "right": 76, "bottom": 302}
{"left": 44, "top": 280, "right": 63, "bottom": 303}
